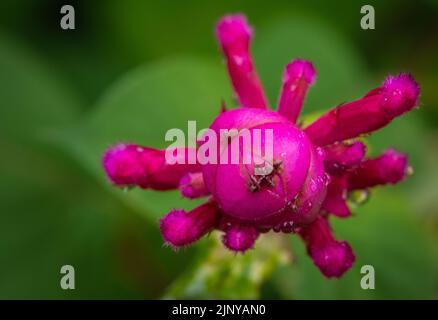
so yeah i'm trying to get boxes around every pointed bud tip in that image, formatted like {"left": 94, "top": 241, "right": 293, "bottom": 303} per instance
{"left": 284, "top": 59, "right": 316, "bottom": 85}
{"left": 102, "top": 143, "right": 128, "bottom": 165}
{"left": 102, "top": 143, "right": 142, "bottom": 186}
{"left": 222, "top": 225, "right": 259, "bottom": 252}
{"left": 159, "top": 209, "right": 192, "bottom": 247}
{"left": 160, "top": 202, "right": 220, "bottom": 248}
{"left": 352, "top": 141, "right": 368, "bottom": 157}
{"left": 380, "top": 149, "right": 409, "bottom": 183}
{"left": 312, "top": 241, "right": 355, "bottom": 278}
{"left": 216, "top": 14, "right": 252, "bottom": 47}
{"left": 382, "top": 73, "right": 420, "bottom": 115}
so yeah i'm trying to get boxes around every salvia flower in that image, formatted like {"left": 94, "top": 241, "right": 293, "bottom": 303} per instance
{"left": 102, "top": 14, "right": 420, "bottom": 278}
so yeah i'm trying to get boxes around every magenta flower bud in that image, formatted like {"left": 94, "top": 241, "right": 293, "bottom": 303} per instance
{"left": 284, "top": 59, "right": 316, "bottom": 85}
{"left": 102, "top": 14, "right": 420, "bottom": 278}
{"left": 179, "top": 172, "right": 210, "bottom": 199}
{"left": 203, "top": 108, "right": 322, "bottom": 226}
{"left": 222, "top": 225, "right": 259, "bottom": 252}
{"left": 321, "top": 176, "right": 350, "bottom": 218}
{"left": 381, "top": 73, "right": 420, "bottom": 116}
{"left": 299, "top": 216, "right": 355, "bottom": 278}
{"left": 216, "top": 15, "right": 268, "bottom": 109}
{"left": 102, "top": 144, "right": 201, "bottom": 190}
{"left": 216, "top": 14, "right": 251, "bottom": 50}
{"left": 310, "top": 241, "right": 355, "bottom": 278}
{"left": 324, "top": 141, "right": 367, "bottom": 176}
{"left": 277, "top": 59, "right": 316, "bottom": 123}
{"left": 347, "top": 149, "right": 409, "bottom": 190}
{"left": 304, "top": 73, "right": 420, "bottom": 146}
{"left": 103, "top": 144, "right": 146, "bottom": 187}
{"left": 160, "top": 201, "right": 220, "bottom": 248}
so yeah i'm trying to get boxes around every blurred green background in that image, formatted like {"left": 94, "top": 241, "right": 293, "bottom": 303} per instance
{"left": 1, "top": 0, "right": 437, "bottom": 299}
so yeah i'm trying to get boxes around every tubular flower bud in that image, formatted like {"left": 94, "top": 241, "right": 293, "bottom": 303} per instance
{"left": 103, "top": 144, "right": 201, "bottom": 190}
{"left": 278, "top": 59, "right": 316, "bottom": 123}
{"left": 304, "top": 73, "right": 420, "bottom": 146}
{"left": 298, "top": 216, "right": 355, "bottom": 278}
{"left": 216, "top": 15, "right": 268, "bottom": 109}
{"left": 160, "top": 201, "right": 220, "bottom": 248}
{"left": 347, "top": 149, "right": 409, "bottom": 190}
{"left": 102, "top": 14, "right": 419, "bottom": 278}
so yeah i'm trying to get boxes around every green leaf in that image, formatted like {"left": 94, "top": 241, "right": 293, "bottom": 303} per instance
{"left": 0, "top": 140, "right": 135, "bottom": 298}
{"left": 0, "top": 135, "right": 198, "bottom": 298}
{"left": 0, "top": 34, "right": 81, "bottom": 141}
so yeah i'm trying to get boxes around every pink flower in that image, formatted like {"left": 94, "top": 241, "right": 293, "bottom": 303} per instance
{"left": 102, "top": 14, "right": 420, "bottom": 278}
